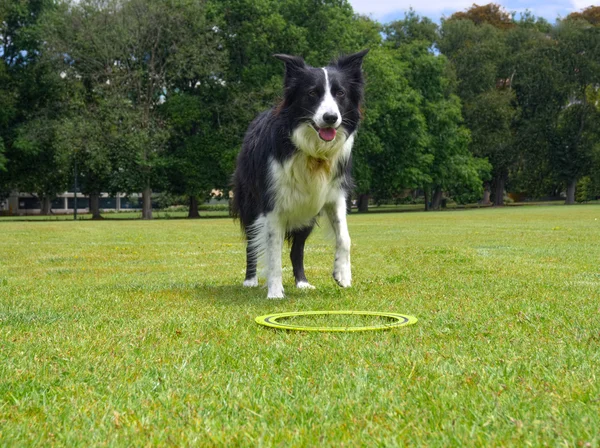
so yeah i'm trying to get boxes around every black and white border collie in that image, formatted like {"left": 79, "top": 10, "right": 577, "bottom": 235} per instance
{"left": 232, "top": 50, "right": 368, "bottom": 299}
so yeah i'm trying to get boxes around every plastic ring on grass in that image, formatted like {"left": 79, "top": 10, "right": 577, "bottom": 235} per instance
{"left": 255, "top": 310, "right": 417, "bottom": 332}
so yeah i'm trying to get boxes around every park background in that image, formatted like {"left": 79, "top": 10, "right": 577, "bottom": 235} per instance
{"left": 1, "top": 1, "right": 600, "bottom": 219}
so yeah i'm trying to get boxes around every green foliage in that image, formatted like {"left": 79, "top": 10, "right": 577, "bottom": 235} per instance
{"left": 385, "top": 9, "right": 438, "bottom": 47}
{"left": 550, "top": 21, "right": 600, "bottom": 186}
{"left": 162, "top": 93, "right": 233, "bottom": 200}
{"left": 353, "top": 46, "right": 429, "bottom": 199}
{"left": 12, "top": 116, "right": 70, "bottom": 198}
{"left": 437, "top": 10, "right": 562, "bottom": 203}
{"left": 0, "top": 0, "right": 65, "bottom": 200}
{"left": 509, "top": 18, "right": 600, "bottom": 199}
{"left": 575, "top": 176, "right": 593, "bottom": 203}
{"left": 0, "top": 63, "right": 16, "bottom": 137}
{"left": 379, "top": 12, "right": 491, "bottom": 207}
{"left": 54, "top": 98, "right": 117, "bottom": 196}
{"left": 0, "top": 0, "right": 55, "bottom": 67}
{"left": 41, "top": 0, "right": 228, "bottom": 205}
{"left": 0, "top": 138, "right": 6, "bottom": 173}
{"left": 464, "top": 89, "right": 516, "bottom": 171}
{"left": 439, "top": 19, "right": 509, "bottom": 100}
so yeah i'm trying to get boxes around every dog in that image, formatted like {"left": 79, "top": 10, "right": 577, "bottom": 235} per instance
{"left": 232, "top": 49, "right": 368, "bottom": 298}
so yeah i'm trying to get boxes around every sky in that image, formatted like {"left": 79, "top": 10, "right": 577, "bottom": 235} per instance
{"left": 348, "top": 0, "right": 600, "bottom": 24}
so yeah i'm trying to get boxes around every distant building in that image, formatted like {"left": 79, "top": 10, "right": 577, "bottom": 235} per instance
{"left": 0, "top": 192, "right": 143, "bottom": 216}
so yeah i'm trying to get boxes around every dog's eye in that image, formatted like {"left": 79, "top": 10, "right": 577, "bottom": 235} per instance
{"left": 308, "top": 89, "right": 318, "bottom": 97}
{"left": 336, "top": 90, "right": 346, "bottom": 97}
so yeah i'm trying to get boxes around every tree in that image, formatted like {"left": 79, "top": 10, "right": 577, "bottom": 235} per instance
{"left": 385, "top": 9, "right": 438, "bottom": 48}
{"left": 157, "top": 1, "right": 229, "bottom": 218}
{"left": 0, "top": 61, "right": 12, "bottom": 176}
{"left": 12, "top": 115, "right": 70, "bottom": 214}
{"left": 388, "top": 12, "right": 491, "bottom": 210}
{"left": 550, "top": 19, "right": 600, "bottom": 204}
{"left": 47, "top": 0, "right": 225, "bottom": 218}
{"left": 0, "top": 140, "right": 5, "bottom": 174}
{"left": 353, "top": 47, "right": 429, "bottom": 210}
{"left": 440, "top": 8, "right": 519, "bottom": 205}
{"left": 512, "top": 16, "right": 600, "bottom": 204}
{"left": 53, "top": 102, "right": 115, "bottom": 220}
{"left": 464, "top": 89, "right": 516, "bottom": 204}
{"left": 162, "top": 93, "right": 232, "bottom": 218}
{"left": 1, "top": 0, "right": 65, "bottom": 214}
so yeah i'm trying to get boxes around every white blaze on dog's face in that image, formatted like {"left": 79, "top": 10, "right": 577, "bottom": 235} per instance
{"left": 311, "top": 68, "right": 342, "bottom": 141}
{"left": 273, "top": 50, "right": 368, "bottom": 154}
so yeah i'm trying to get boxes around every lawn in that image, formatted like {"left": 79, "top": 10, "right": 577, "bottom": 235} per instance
{"left": 1, "top": 206, "right": 599, "bottom": 446}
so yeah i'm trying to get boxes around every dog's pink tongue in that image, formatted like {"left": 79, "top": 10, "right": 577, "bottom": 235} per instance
{"left": 318, "top": 127, "right": 336, "bottom": 141}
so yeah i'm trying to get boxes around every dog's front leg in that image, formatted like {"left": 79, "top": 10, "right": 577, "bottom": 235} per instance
{"left": 325, "top": 194, "right": 351, "bottom": 287}
{"left": 265, "top": 213, "right": 285, "bottom": 299}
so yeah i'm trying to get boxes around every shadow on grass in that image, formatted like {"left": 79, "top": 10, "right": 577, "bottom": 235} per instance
{"left": 193, "top": 283, "right": 345, "bottom": 306}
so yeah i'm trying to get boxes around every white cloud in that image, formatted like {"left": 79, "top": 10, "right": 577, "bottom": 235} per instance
{"left": 349, "top": 0, "right": 473, "bottom": 17}
{"left": 571, "top": 0, "right": 600, "bottom": 10}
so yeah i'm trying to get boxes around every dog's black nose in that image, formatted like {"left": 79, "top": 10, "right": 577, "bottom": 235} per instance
{"left": 323, "top": 113, "right": 338, "bottom": 125}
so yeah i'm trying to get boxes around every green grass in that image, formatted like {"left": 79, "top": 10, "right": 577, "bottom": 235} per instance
{"left": 1, "top": 206, "right": 599, "bottom": 446}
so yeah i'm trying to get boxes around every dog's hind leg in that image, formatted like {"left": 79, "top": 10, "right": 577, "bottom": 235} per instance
{"left": 243, "top": 243, "right": 258, "bottom": 287}
{"left": 290, "top": 226, "right": 315, "bottom": 289}
{"left": 243, "top": 216, "right": 265, "bottom": 287}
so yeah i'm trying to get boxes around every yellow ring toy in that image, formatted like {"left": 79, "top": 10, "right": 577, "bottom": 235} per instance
{"left": 255, "top": 310, "right": 417, "bottom": 332}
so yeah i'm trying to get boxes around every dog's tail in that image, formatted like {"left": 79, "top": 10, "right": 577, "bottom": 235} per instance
{"left": 231, "top": 170, "right": 258, "bottom": 239}
{"left": 230, "top": 176, "right": 249, "bottom": 240}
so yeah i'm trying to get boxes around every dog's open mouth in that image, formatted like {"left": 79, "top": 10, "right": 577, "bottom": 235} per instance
{"left": 311, "top": 123, "right": 337, "bottom": 142}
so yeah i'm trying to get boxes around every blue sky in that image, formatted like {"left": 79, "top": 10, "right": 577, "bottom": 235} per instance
{"left": 348, "top": 0, "right": 599, "bottom": 23}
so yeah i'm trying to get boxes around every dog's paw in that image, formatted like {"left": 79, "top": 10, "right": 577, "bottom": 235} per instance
{"left": 243, "top": 277, "right": 258, "bottom": 287}
{"left": 296, "top": 281, "right": 315, "bottom": 290}
{"left": 267, "top": 284, "right": 285, "bottom": 299}
{"left": 333, "top": 268, "right": 351, "bottom": 288}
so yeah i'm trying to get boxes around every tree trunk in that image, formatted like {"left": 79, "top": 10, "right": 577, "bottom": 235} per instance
{"left": 357, "top": 194, "right": 369, "bottom": 213}
{"left": 89, "top": 193, "right": 103, "bottom": 220}
{"left": 188, "top": 195, "right": 200, "bottom": 218}
{"left": 40, "top": 196, "right": 51, "bottom": 215}
{"left": 424, "top": 189, "right": 430, "bottom": 211}
{"left": 481, "top": 182, "right": 491, "bottom": 205}
{"left": 493, "top": 175, "right": 505, "bottom": 207}
{"left": 565, "top": 179, "right": 576, "bottom": 205}
{"left": 430, "top": 188, "right": 443, "bottom": 211}
{"left": 142, "top": 185, "right": 153, "bottom": 220}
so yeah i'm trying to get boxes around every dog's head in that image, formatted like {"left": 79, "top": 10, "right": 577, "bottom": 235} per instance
{"left": 274, "top": 50, "right": 368, "bottom": 151}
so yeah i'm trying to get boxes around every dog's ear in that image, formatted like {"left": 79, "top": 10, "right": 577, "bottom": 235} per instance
{"left": 335, "top": 49, "right": 369, "bottom": 73}
{"left": 273, "top": 54, "right": 306, "bottom": 80}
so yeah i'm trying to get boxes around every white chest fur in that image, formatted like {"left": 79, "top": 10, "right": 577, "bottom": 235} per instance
{"left": 269, "top": 128, "right": 354, "bottom": 230}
